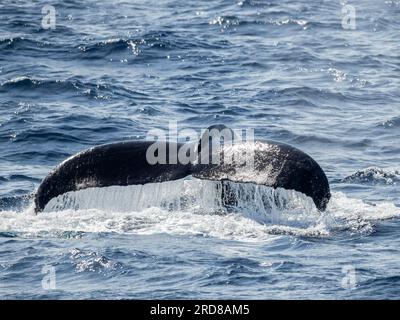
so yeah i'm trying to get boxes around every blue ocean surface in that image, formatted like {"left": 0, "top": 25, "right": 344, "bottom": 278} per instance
{"left": 1, "top": 0, "right": 400, "bottom": 299}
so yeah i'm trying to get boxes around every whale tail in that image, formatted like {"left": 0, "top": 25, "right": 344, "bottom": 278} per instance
{"left": 35, "top": 125, "right": 330, "bottom": 212}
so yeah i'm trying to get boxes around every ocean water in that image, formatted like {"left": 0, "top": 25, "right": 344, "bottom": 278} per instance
{"left": 1, "top": 0, "right": 400, "bottom": 299}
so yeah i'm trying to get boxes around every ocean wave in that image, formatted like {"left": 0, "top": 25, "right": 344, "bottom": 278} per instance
{"left": 378, "top": 116, "right": 400, "bottom": 129}
{"left": 10, "top": 130, "right": 83, "bottom": 144}
{"left": 7, "top": 175, "right": 41, "bottom": 183}
{"left": 0, "top": 76, "right": 147, "bottom": 101}
{"left": 268, "top": 129, "right": 335, "bottom": 145}
{"left": 238, "top": 0, "right": 277, "bottom": 8}
{"left": 208, "top": 14, "right": 309, "bottom": 30}
{"left": 0, "top": 206, "right": 327, "bottom": 241}
{"left": 323, "top": 192, "right": 400, "bottom": 236}
{"left": 0, "top": 150, "right": 71, "bottom": 164}
{"left": 0, "top": 76, "right": 81, "bottom": 92}
{"left": 76, "top": 32, "right": 228, "bottom": 60}
{"left": 209, "top": 15, "right": 240, "bottom": 28}
{"left": 0, "top": 36, "right": 59, "bottom": 51}
{"left": 0, "top": 195, "right": 32, "bottom": 212}
{"left": 69, "top": 248, "right": 124, "bottom": 274}
{"left": 0, "top": 37, "right": 31, "bottom": 47}
{"left": 77, "top": 38, "right": 135, "bottom": 57}
{"left": 0, "top": 179, "right": 399, "bottom": 241}
{"left": 252, "top": 86, "right": 349, "bottom": 104}
{"left": 358, "top": 275, "right": 400, "bottom": 299}
{"left": 270, "top": 18, "right": 308, "bottom": 28}
{"left": 342, "top": 167, "right": 400, "bottom": 185}
{"left": 385, "top": 0, "right": 400, "bottom": 7}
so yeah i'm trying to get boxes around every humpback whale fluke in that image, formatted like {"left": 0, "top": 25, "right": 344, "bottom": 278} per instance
{"left": 34, "top": 125, "right": 330, "bottom": 212}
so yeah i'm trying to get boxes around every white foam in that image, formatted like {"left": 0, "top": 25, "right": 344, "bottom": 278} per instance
{"left": 0, "top": 207, "right": 328, "bottom": 242}
{"left": 0, "top": 179, "right": 399, "bottom": 241}
{"left": 326, "top": 192, "right": 400, "bottom": 226}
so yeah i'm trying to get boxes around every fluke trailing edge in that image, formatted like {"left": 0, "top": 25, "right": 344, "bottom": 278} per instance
{"left": 34, "top": 125, "right": 331, "bottom": 212}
